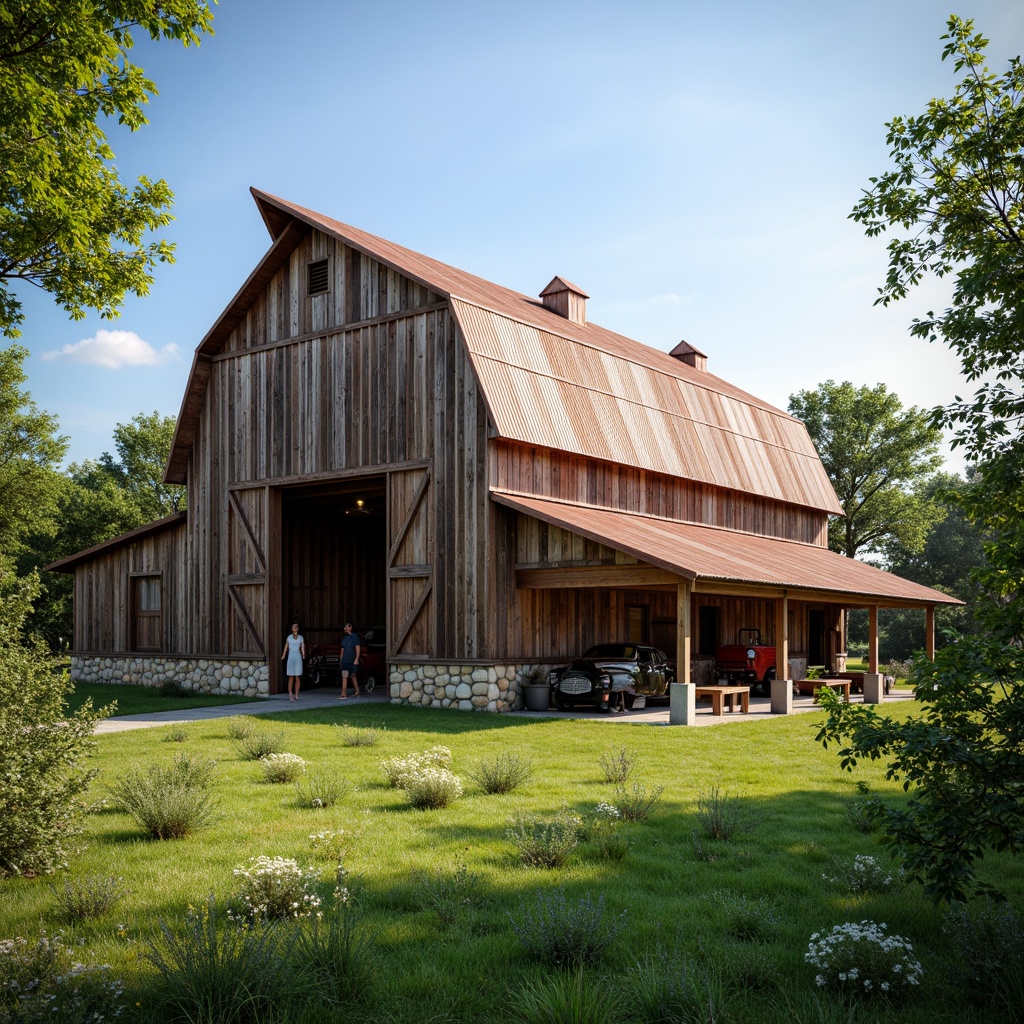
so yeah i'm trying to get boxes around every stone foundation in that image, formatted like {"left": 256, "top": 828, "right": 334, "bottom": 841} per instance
{"left": 71, "top": 655, "right": 269, "bottom": 697}
{"left": 389, "top": 663, "right": 555, "bottom": 713}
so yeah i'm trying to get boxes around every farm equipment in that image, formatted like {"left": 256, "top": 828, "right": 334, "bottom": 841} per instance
{"left": 715, "top": 628, "right": 777, "bottom": 696}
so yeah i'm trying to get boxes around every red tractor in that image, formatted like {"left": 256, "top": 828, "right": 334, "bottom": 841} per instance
{"left": 715, "top": 629, "right": 777, "bottom": 696}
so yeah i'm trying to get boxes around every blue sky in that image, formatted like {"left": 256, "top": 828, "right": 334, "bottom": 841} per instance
{"left": 14, "top": 0, "right": 1024, "bottom": 468}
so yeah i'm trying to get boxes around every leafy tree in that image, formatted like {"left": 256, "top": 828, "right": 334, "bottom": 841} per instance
{"left": 821, "top": 17, "right": 1024, "bottom": 902}
{"left": 788, "top": 380, "right": 943, "bottom": 558}
{"left": 96, "top": 410, "right": 186, "bottom": 519}
{"left": 0, "top": 0, "right": 214, "bottom": 336}
{"left": 0, "top": 568, "right": 110, "bottom": 876}
{"left": 0, "top": 344, "right": 66, "bottom": 555}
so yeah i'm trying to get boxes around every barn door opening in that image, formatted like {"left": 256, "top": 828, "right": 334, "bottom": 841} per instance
{"left": 281, "top": 477, "right": 387, "bottom": 689}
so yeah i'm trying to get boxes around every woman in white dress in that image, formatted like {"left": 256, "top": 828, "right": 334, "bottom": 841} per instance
{"left": 280, "top": 622, "right": 306, "bottom": 701}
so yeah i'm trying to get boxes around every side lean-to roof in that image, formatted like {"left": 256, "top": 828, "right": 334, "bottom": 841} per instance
{"left": 165, "top": 190, "right": 842, "bottom": 516}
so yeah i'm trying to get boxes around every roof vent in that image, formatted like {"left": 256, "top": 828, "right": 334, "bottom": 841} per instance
{"left": 540, "top": 276, "right": 588, "bottom": 325}
{"left": 669, "top": 339, "right": 707, "bottom": 372}
{"left": 308, "top": 258, "right": 329, "bottom": 296}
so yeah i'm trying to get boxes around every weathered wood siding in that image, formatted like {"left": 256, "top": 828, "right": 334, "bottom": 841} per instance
{"left": 73, "top": 522, "right": 187, "bottom": 653}
{"left": 491, "top": 441, "right": 828, "bottom": 546}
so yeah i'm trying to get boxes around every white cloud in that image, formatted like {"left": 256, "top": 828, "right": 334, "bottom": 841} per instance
{"left": 42, "top": 329, "right": 178, "bottom": 369}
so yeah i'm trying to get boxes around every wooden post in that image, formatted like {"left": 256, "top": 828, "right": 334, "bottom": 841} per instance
{"left": 266, "top": 486, "right": 282, "bottom": 695}
{"left": 775, "top": 592, "right": 789, "bottom": 681}
{"left": 925, "top": 605, "right": 935, "bottom": 660}
{"left": 676, "top": 580, "right": 692, "bottom": 685}
{"left": 868, "top": 604, "right": 879, "bottom": 674}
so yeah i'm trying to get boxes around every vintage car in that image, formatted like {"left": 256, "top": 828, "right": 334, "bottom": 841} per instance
{"left": 548, "top": 643, "right": 674, "bottom": 713}
{"left": 305, "top": 627, "right": 387, "bottom": 691}
{"left": 715, "top": 628, "right": 776, "bottom": 696}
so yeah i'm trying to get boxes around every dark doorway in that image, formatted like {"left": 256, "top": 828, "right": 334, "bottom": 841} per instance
{"left": 281, "top": 477, "right": 387, "bottom": 681}
{"left": 698, "top": 605, "right": 721, "bottom": 655}
{"left": 808, "top": 609, "right": 826, "bottom": 666}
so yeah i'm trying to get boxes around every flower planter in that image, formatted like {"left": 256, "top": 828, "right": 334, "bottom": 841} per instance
{"left": 523, "top": 683, "right": 551, "bottom": 711}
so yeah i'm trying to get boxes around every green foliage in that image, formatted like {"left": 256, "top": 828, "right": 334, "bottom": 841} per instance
{"left": 0, "top": 933, "right": 126, "bottom": 1023}
{"left": 509, "top": 968, "right": 622, "bottom": 1024}
{"left": 0, "top": 345, "right": 67, "bottom": 555}
{"left": 940, "top": 898, "right": 1024, "bottom": 1000}
{"left": 144, "top": 895, "right": 304, "bottom": 1024}
{"left": 509, "top": 889, "right": 626, "bottom": 968}
{"left": 257, "top": 752, "right": 306, "bottom": 784}
{"left": 109, "top": 751, "right": 218, "bottom": 839}
{"left": 506, "top": 808, "right": 581, "bottom": 868}
{"left": 597, "top": 745, "right": 637, "bottom": 784}
{"left": 816, "top": 637, "right": 1024, "bottom": 901}
{"left": 695, "top": 785, "right": 762, "bottom": 842}
{"left": 0, "top": 1, "right": 214, "bottom": 337}
{"left": 235, "top": 729, "right": 286, "bottom": 760}
{"left": 467, "top": 751, "right": 534, "bottom": 793}
{"left": 49, "top": 873, "right": 127, "bottom": 923}
{"left": 0, "top": 570, "right": 108, "bottom": 876}
{"left": 612, "top": 779, "right": 665, "bottom": 822}
{"left": 226, "top": 716, "right": 257, "bottom": 741}
{"left": 290, "top": 897, "right": 369, "bottom": 1006}
{"left": 788, "top": 380, "right": 942, "bottom": 559}
{"left": 415, "top": 858, "right": 482, "bottom": 927}
{"left": 336, "top": 722, "right": 380, "bottom": 746}
{"left": 294, "top": 770, "right": 350, "bottom": 809}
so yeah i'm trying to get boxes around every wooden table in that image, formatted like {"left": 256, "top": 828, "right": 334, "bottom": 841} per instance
{"left": 795, "top": 679, "right": 851, "bottom": 702}
{"left": 694, "top": 685, "right": 750, "bottom": 715}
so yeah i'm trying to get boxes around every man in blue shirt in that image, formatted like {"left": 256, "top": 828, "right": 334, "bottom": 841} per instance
{"left": 339, "top": 622, "right": 362, "bottom": 699}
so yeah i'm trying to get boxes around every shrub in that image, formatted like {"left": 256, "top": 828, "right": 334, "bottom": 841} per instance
{"left": 157, "top": 678, "right": 190, "bottom": 697}
{"left": 144, "top": 895, "right": 305, "bottom": 1024}
{"left": 291, "top": 883, "right": 367, "bottom": 1005}
{"left": 695, "top": 785, "right": 761, "bottom": 841}
{"left": 714, "top": 891, "right": 780, "bottom": 943}
{"left": 405, "top": 766, "right": 463, "bottom": 809}
{"left": 109, "top": 752, "right": 218, "bottom": 839}
{"left": 0, "top": 571, "right": 110, "bottom": 877}
{"left": 258, "top": 752, "right": 307, "bottom": 784}
{"left": 235, "top": 729, "right": 287, "bottom": 760}
{"left": 468, "top": 752, "right": 534, "bottom": 794}
{"left": 296, "top": 771, "right": 350, "bottom": 809}
{"left": 510, "top": 968, "right": 622, "bottom": 1024}
{"left": 845, "top": 797, "right": 879, "bottom": 834}
{"left": 506, "top": 809, "right": 581, "bottom": 868}
{"left": 230, "top": 856, "right": 322, "bottom": 922}
{"left": 631, "top": 951, "right": 727, "bottom": 1024}
{"left": 0, "top": 932, "right": 126, "bottom": 1023}
{"left": 164, "top": 726, "right": 190, "bottom": 742}
{"left": 226, "top": 716, "right": 257, "bottom": 740}
{"left": 823, "top": 854, "right": 898, "bottom": 894}
{"left": 415, "top": 858, "right": 482, "bottom": 927}
{"left": 598, "top": 746, "right": 636, "bottom": 784}
{"left": 941, "top": 898, "right": 1024, "bottom": 998}
{"left": 613, "top": 780, "right": 664, "bottom": 822}
{"left": 577, "top": 803, "right": 628, "bottom": 861}
{"left": 309, "top": 828, "right": 361, "bottom": 862}
{"left": 380, "top": 746, "right": 453, "bottom": 788}
{"left": 805, "top": 921, "right": 923, "bottom": 997}
{"left": 337, "top": 723, "right": 381, "bottom": 747}
{"left": 50, "top": 874, "right": 127, "bottom": 922}
{"left": 510, "top": 889, "right": 626, "bottom": 968}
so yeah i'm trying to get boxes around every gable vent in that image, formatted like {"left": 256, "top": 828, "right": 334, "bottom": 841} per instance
{"left": 307, "top": 258, "right": 329, "bottom": 295}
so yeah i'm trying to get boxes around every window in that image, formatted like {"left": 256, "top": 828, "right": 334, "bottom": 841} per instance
{"left": 626, "top": 605, "right": 648, "bottom": 644}
{"left": 131, "top": 574, "right": 162, "bottom": 652}
{"left": 307, "top": 258, "right": 329, "bottom": 295}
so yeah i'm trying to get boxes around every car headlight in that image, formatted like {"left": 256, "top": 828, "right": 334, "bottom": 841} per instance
{"left": 600, "top": 673, "right": 611, "bottom": 688}
{"left": 746, "top": 649, "right": 757, "bottom": 659}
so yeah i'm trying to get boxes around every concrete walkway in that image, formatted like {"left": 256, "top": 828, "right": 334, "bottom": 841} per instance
{"left": 95, "top": 685, "right": 913, "bottom": 734}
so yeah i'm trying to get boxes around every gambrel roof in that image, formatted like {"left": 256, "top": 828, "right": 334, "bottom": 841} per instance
{"left": 166, "top": 190, "right": 842, "bottom": 516}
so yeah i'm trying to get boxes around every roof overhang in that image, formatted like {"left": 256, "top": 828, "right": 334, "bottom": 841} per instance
{"left": 492, "top": 492, "right": 961, "bottom": 609}
{"left": 45, "top": 511, "right": 187, "bottom": 573}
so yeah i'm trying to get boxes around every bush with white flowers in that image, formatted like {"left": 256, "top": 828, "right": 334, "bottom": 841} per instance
{"left": 405, "top": 766, "right": 463, "bottom": 809}
{"left": 229, "top": 856, "right": 322, "bottom": 922}
{"left": 259, "top": 752, "right": 307, "bottom": 784}
{"left": 806, "top": 920, "right": 922, "bottom": 997}
{"left": 823, "top": 854, "right": 897, "bottom": 894}
{"left": 380, "top": 746, "right": 453, "bottom": 789}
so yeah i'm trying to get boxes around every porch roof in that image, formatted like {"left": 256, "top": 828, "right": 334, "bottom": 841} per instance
{"left": 492, "top": 492, "right": 961, "bottom": 608}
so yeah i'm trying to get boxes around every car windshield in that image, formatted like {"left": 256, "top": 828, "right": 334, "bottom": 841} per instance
{"left": 585, "top": 644, "right": 637, "bottom": 660}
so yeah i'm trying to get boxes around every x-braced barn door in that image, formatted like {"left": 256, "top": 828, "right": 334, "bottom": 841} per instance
{"left": 388, "top": 467, "right": 433, "bottom": 655}
{"left": 226, "top": 488, "right": 267, "bottom": 657}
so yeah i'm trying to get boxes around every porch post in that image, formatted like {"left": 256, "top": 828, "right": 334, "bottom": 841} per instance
{"left": 864, "top": 603, "right": 884, "bottom": 704}
{"left": 670, "top": 580, "right": 696, "bottom": 725}
{"left": 925, "top": 605, "right": 935, "bottom": 660}
{"left": 771, "top": 593, "right": 793, "bottom": 715}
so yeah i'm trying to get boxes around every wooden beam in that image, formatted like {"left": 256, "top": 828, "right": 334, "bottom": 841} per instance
{"left": 868, "top": 604, "right": 879, "bottom": 673}
{"left": 925, "top": 605, "right": 935, "bottom": 660}
{"left": 387, "top": 469, "right": 431, "bottom": 567}
{"left": 776, "top": 593, "right": 789, "bottom": 680}
{"left": 516, "top": 564, "right": 682, "bottom": 589}
{"left": 677, "top": 580, "right": 692, "bottom": 685}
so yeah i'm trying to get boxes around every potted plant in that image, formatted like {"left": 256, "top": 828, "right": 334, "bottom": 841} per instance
{"left": 523, "top": 667, "right": 551, "bottom": 711}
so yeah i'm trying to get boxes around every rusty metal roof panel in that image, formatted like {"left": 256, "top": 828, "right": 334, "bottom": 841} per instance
{"left": 493, "top": 493, "right": 962, "bottom": 606}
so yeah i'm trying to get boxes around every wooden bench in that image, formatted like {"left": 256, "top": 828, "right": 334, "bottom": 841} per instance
{"left": 694, "top": 685, "right": 750, "bottom": 716}
{"left": 795, "top": 679, "right": 851, "bottom": 702}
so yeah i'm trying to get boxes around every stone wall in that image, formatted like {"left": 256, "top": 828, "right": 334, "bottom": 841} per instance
{"left": 389, "top": 663, "right": 555, "bottom": 713}
{"left": 70, "top": 656, "right": 269, "bottom": 697}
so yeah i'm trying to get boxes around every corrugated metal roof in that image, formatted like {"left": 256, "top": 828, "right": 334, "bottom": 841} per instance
{"left": 493, "top": 492, "right": 961, "bottom": 607}
{"left": 166, "top": 191, "right": 843, "bottom": 515}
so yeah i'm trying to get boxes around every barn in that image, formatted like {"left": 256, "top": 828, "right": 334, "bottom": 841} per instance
{"left": 48, "top": 189, "right": 959, "bottom": 712}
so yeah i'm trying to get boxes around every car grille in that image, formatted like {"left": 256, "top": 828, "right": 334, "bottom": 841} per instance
{"left": 558, "top": 675, "right": 592, "bottom": 695}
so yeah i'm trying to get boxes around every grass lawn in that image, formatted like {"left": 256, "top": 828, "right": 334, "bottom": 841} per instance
{"left": 2, "top": 700, "right": 1021, "bottom": 1023}
{"left": 66, "top": 680, "right": 263, "bottom": 717}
